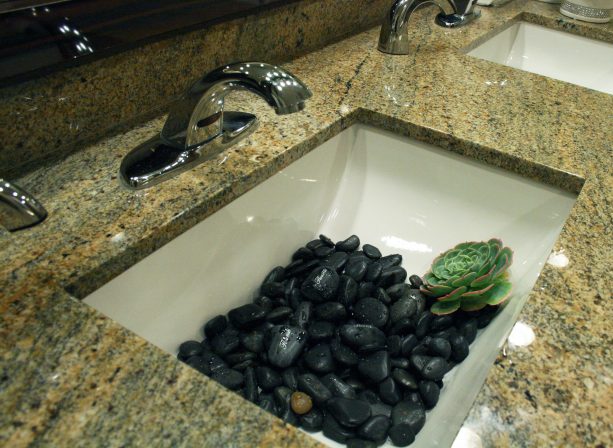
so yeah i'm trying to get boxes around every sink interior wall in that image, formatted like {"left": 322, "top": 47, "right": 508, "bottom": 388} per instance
{"left": 84, "top": 124, "right": 576, "bottom": 447}
{"left": 467, "top": 22, "right": 613, "bottom": 95}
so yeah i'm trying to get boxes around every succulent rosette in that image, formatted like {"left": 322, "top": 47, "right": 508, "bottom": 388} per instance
{"left": 421, "top": 238, "right": 513, "bottom": 315}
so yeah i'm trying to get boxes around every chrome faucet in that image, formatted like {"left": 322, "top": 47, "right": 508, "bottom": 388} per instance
{"left": 120, "top": 62, "right": 312, "bottom": 190}
{"left": 0, "top": 179, "right": 47, "bottom": 231}
{"left": 378, "top": 0, "right": 481, "bottom": 55}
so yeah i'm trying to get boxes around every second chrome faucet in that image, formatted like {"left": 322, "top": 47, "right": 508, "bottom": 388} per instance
{"left": 120, "top": 62, "right": 312, "bottom": 190}
{"left": 378, "top": 0, "right": 481, "bottom": 55}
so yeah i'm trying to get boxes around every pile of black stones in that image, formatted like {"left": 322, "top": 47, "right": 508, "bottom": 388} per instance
{"left": 178, "top": 235, "right": 499, "bottom": 447}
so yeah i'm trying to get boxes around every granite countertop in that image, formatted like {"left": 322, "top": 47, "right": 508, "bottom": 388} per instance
{"left": 1, "top": 1, "right": 612, "bottom": 446}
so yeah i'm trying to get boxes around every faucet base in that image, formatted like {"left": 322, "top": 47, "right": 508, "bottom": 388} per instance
{"left": 435, "top": 9, "right": 481, "bottom": 27}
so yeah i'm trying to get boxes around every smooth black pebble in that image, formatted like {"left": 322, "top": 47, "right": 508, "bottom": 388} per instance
{"left": 353, "top": 297, "right": 389, "bottom": 328}
{"left": 327, "top": 397, "right": 372, "bottom": 427}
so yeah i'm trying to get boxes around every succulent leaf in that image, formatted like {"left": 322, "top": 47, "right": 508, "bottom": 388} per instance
{"left": 422, "top": 239, "right": 514, "bottom": 315}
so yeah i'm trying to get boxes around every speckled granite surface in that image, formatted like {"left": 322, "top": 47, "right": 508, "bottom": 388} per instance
{"left": 1, "top": 1, "right": 612, "bottom": 446}
{"left": 0, "top": 0, "right": 390, "bottom": 180}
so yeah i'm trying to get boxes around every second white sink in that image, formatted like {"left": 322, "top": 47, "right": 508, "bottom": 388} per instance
{"left": 468, "top": 21, "right": 613, "bottom": 95}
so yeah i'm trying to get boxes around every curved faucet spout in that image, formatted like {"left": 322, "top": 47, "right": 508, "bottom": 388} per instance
{"left": 378, "top": 0, "right": 480, "bottom": 55}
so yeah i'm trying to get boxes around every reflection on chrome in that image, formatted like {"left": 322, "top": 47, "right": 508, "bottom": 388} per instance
{"left": 451, "top": 426, "right": 483, "bottom": 448}
{"left": 381, "top": 235, "right": 432, "bottom": 253}
{"left": 547, "top": 249, "right": 569, "bottom": 268}
{"left": 507, "top": 321, "right": 535, "bottom": 348}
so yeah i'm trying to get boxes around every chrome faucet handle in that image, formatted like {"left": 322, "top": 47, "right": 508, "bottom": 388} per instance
{"left": 120, "top": 62, "right": 312, "bottom": 190}
{"left": 378, "top": 0, "right": 480, "bottom": 55}
{"left": 0, "top": 179, "right": 47, "bottom": 231}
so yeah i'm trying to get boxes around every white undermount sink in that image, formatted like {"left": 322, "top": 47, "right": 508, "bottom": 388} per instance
{"left": 468, "top": 21, "right": 613, "bottom": 95}
{"left": 84, "top": 124, "right": 577, "bottom": 447}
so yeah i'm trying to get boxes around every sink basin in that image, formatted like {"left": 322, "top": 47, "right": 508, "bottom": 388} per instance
{"left": 467, "top": 21, "right": 613, "bottom": 95}
{"left": 84, "top": 124, "right": 577, "bottom": 447}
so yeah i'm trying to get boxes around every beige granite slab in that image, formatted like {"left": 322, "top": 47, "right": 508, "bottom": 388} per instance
{"left": 1, "top": 1, "right": 612, "bottom": 447}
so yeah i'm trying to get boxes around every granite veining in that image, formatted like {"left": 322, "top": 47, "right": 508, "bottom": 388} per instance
{"left": 1, "top": 1, "right": 612, "bottom": 447}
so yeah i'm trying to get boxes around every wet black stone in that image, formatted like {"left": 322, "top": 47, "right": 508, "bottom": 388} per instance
{"left": 403, "top": 391, "right": 424, "bottom": 407}
{"left": 286, "top": 259, "right": 320, "bottom": 278}
{"left": 338, "top": 275, "right": 359, "bottom": 307}
{"left": 257, "top": 393, "right": 277, "bottom": 414}
{"left": 178, "top": 341, "right": 202, "bottom": 361}
{"left": 374, "top": 287, "right": 392, "bottom": 305}
{"left": 306, "top": 321, "right": 333, "bottom": 342}
{"left": 211, "top": 367, "right": 244, "bottom": 390}
{"left": 362, "top": 244, "right": 382, "bottom": 260}
{"left": 331, "top": 338, "right": 360, "bottom": 366}
{"left": 365, "top": 262, "right": 383, "bottom": 283}
{"left": 407, "top": 289, "right": 426, "bottom": 315}
{"left": 225, "top": 351, "right": 257, "bottom": 366}
{"left": 409, "top": 354, "right": 429, "bottom": 372}
{"left": 358, "top": 282, "right": 376, "bottom": 299}
{"left": 319, "top": 234, "right": 335, "bottom": 247}
{"left": 401, "top": 335, "right": 419, "bottom": 357}
{"left": 300, "top": 266, "right": 340, "bottom": 302}
{"left": 431, "top": 326, "right": 459, "bottom": 341}
{"left": 378, "top": 266, "right": 407, "bottom": 287}
{"left": 301, "top": 408, "right": 324, "bottom": 432}
{"left": 476, "top": 307, "right": 498, "bottom": 328}
{"left": 254, "top": 295, "right": 275, "bottom": 311}
{"left": 304, "top": 344, "right": 335, "bottom": 374}
{"left": 418, "top": 380, "right": 440, "bottom": 409}
{"left": 240, "top": 330, "right": 265, "bottom": 353}
{"left": 204, "top": 315, "right": 228, "bottom": 340}
{"left": 427, "top": 337, "right": 451, "bottom": 359}
{"left": 322, "top": 373, "right": 357, "bottom": 399}
{"left": 336, "top": 235, "right": 360, "bottom": 252}
{"left": 389, "top": 318, "right": 415, "bottom": 336}
{"left": 244, "top": 367, "right": 258, "bottom": 402}
{"left": 430, "top": 315, "right": 455, "bottom": 332}
{"left": 392, "top": 368, "right": 418, "bottom": 390}
{"left": 391, "top": 401, "right": 426, "bottom": 434}
{"left": 409, "top": 275, "right": 423, "bottom": 289}
{"left": 390, "top": 358, "right": 410, "bottom": 369}
{"left": 357, "top": 414, "right": 391, "bottom": 443}
{"left": 390, "top": 298, "right": 418, "bottom": 324}
{"left": 315, "top": 245, "right": 335, "bottom": 258}
{"left": 346, "top": 375, "right": 367, "bottom": 391}
{"left": 211, "top": 330, "right": 240, "bottom": 356}
{"left": 379, "top": 377, "right": 402, "bottom": 405}
{"left": 415, "top": 311, "right": 433, "bottom": 339}
{"left": 347, "top": 438, "right": 377, "bottom": 448}
{"left": 413, "top": 356, "right": 447, "bottom": 381}
{"left": 233, "top": 359, "right": 256, "bottom": 371}
{"left": 387, "top": 283, "right": 409, "bottom": 300}
{"left": 297, "top": 373, "right": 333, "bottom": 404}
{"left": 260, "top": 282, "right": 285, "bottom": 298}
{"left": 284, "top": 277, "right": 299, "bottom": 299}
{"left": 345, "top": 259, "right": 369, "bottom": 282}
{"left": 387, "top": 335, "right": 402, "bottom": 357}
{"left": 379, "top": 254, "right": 402, "bottom": 270}
{"left": 292, "top": 246, "right": 314, "bottom": 261}
{"left": 327, "top": 398, "right": 372, "bottom": 427}
{"left": 340, "top": 324, "right": 387, "bottom": 353}
{"left": 358, "top": 351, "right": 390, "bottom": 383}
{"left": 264, "top": 266, "right": 286, "bottom": 284}
{"left": 289, "top": 301, "right": 312, "bottom": 328}
{"left": 202, "top": 351, "right": 227, "bottom": 372}
{"left": 358, "top": 390, "right": 391, "bottom": 418}
{"left": 323, "top": 251, "right": 349, "bottom": 272}
{"left": 323, "top": 414, "right": 356, "bottom": 443}
{"left": 306, "top": 239, "right": 324, "bottom": 251}
{"left": 266, "top": 306, "right": 293, "bottom": 324}
{"left": 228, "top": 304, "right": 267, "bottom": 330}
{"left": 348, "top": 251, "right": 368, "bottom": 263}
{"left": 388, "top": 423, "right": 416, "bottom": 447}
{"left": 449, "top": 334, "right": 470, "bottom": 362}
{"left": 457, "top": 318, "right": 478, "bottom": 343}
{"left": 267, "top": 325, "right": 307, "bottom": 368}
{"left": 274, "top": 386, "right": 299, "bottom": 425}
{"left": 256, "top": 366, "right": 283, "bottom": 391}
{"left": 282, "top": 367, "right": 299, "bottom": 390}
{"left": 314, "top": 302, "right": 347, "bottom": 322}
{"left": 185, "top": 356, "right": 209, "bottom": 375}
{"left": 354, "top": 297, "right": 389, "bottom": 328}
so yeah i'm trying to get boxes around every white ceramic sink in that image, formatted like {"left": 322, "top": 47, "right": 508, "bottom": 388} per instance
{"left": 468, "top": 21, "right": 613, "bottom": 95}
{"left": 84, "top": 124, "right": 576, "bottom": 448}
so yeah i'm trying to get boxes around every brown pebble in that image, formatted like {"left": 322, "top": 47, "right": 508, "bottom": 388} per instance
{"left": 290, "top": 391, "right": 313, "bottom": 415}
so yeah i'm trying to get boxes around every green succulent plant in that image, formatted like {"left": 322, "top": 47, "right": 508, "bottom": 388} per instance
{"left": 421, "top": 238, "right": 513, "bottom": 315}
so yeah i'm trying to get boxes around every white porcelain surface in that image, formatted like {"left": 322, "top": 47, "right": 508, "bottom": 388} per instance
{"left": 85, "top": 125, "right": 576, "bottom": 448}
{"left": 468, "top": 22, "right": 613, "bottom": 94}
